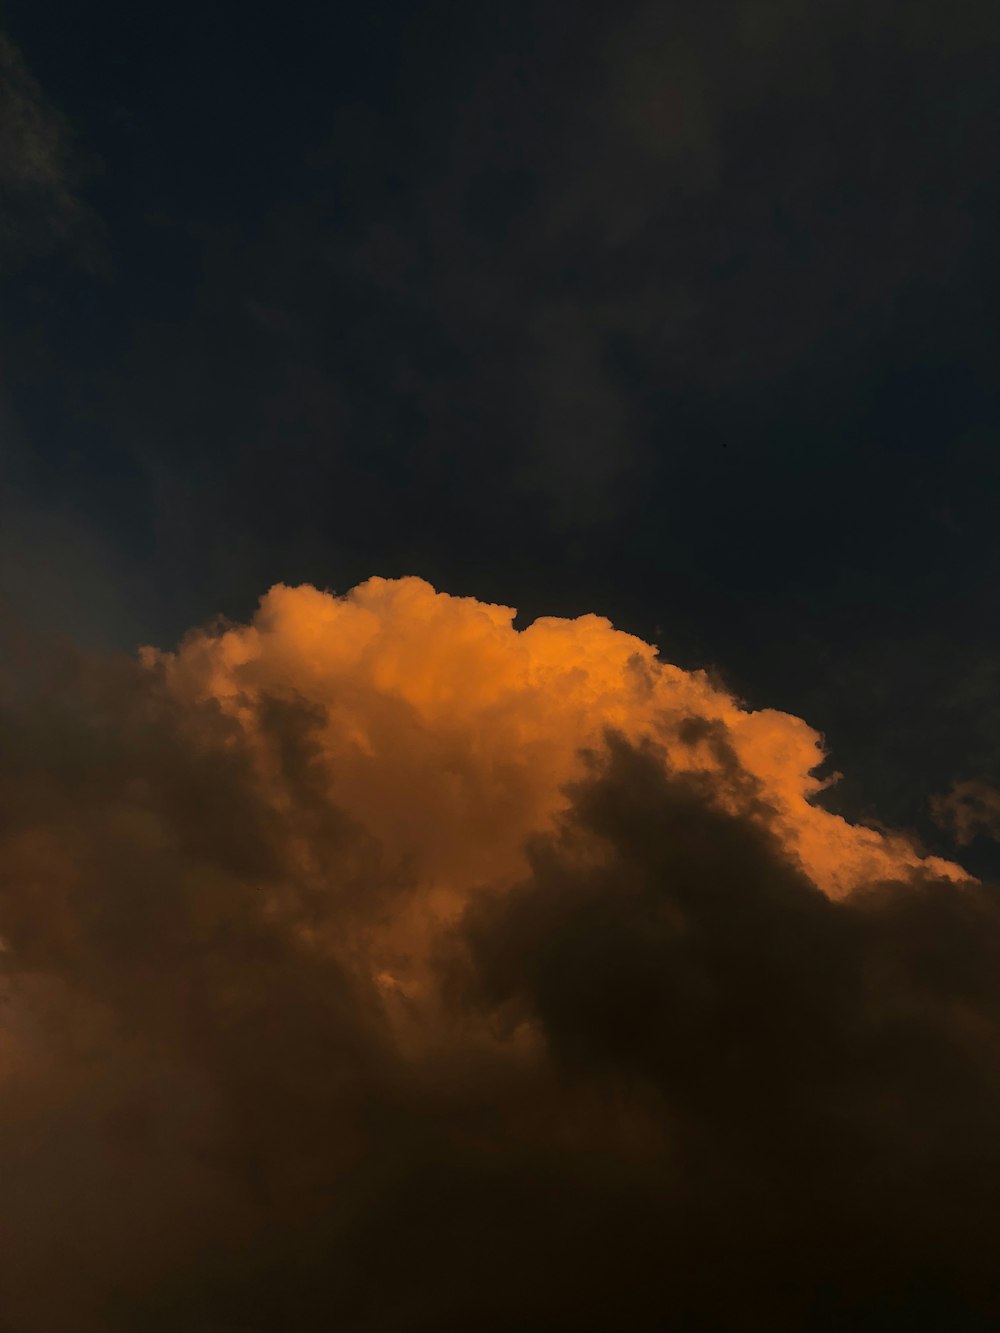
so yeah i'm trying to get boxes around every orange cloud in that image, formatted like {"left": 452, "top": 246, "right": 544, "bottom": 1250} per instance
{"left": 0, "top": 577, "right": 991, "bottom": 1332}
{"left": 149, "top": 575, "right": 965, "bottom": 906}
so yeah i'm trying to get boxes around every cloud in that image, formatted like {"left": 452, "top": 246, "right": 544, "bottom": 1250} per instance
{"left": 0, "top": 30, "right": 99, "bottom": 272}
{"left": 0, "top": 577, "right": 994, "bottom": 1330}
{"left": 932, "top": 778, "right": 1000, "bottom": 847}
{"left": 455, "top": 736, "right": 1000, "bottom": 1330}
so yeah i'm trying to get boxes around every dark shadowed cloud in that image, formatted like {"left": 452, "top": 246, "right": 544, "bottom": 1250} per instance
{"left": 459, "top": 736, "right": 1000, "bottom": 1330}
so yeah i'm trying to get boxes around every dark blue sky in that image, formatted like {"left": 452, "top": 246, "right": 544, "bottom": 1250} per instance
{"left": 3, "top": 0, "right": 1000, "bottom": 869}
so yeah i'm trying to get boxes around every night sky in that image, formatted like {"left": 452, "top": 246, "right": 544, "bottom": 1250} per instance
{"left": 3, "top": 4, "right": 1000, "bottom": 1330}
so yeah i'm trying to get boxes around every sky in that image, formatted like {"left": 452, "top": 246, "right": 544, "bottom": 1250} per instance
{"left": 2, "top": 2, "right": 1000, "bottom": 1329}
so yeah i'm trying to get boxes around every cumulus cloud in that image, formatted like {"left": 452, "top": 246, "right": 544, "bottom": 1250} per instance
{"left": 0, "top": 577, "right": 995, "bottom": 1331}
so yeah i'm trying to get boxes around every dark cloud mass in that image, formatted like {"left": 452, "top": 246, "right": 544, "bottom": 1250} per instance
{"left": 460, "top": 740, "right": 1000, "bottom": 1330}
{"left": 1, "top": 585, "right": 999, "bottom": 1331}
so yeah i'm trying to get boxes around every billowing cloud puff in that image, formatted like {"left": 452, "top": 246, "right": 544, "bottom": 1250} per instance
{"left": 151, "top": 576, "right": 964, "bottom": 899}
{"left": 0, "top": 578, "right": 995, "bottom": 1332}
